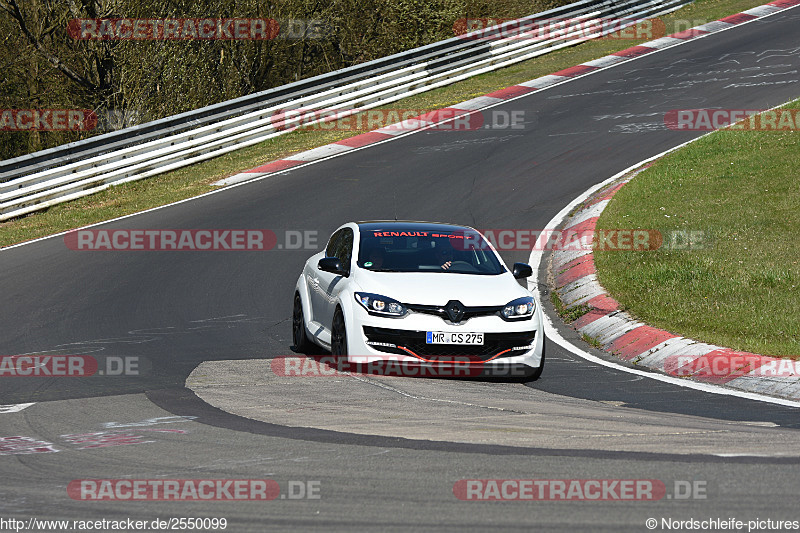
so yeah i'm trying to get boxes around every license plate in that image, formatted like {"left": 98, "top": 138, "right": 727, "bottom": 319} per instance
{"left": 426, "top": 331, "right": 484, "bottom": 345}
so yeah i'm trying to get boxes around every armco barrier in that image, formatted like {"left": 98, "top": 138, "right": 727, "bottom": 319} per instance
{"left": 0, "top": 0, "right": 689, "bottom": 221}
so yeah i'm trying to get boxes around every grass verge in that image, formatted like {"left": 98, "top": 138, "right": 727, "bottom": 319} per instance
{"left": 551, "top": 291, "right": 591, "bottom": 323}
{"left": 581, "top": 333, "right": 604, "bottom": 350}
{"left": 595, "top": 100, "right": 800, "bottom": 358}
{"left": 0, "top": 0, "right": 771, "bottom": 248}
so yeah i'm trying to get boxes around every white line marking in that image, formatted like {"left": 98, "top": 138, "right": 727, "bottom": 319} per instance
{"left": 0, "top": 403, "right": 35, "bottom": 414}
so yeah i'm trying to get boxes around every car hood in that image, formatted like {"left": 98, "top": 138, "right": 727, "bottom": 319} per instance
{"left": 352, "top": 270, "right": 530, "bottom": 307}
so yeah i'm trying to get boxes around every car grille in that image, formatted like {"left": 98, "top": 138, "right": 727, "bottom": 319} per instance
{"left": 406, "top": 303, "right": 502, "bottom": 322}
{"left": 362, "top": 326, "right": 536, "bottom": 362}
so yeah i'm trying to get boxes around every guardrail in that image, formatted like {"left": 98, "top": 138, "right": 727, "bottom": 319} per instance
{"left": 0, "top": 0, "right": 690, "bottom": 221}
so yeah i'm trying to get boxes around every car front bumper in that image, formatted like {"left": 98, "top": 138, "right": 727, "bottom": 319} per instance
{"left": 345, "top": 305, "right": 545, "bottom": 376}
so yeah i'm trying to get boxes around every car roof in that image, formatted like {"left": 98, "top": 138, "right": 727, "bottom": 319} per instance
{"left": 356, "top": 221, "right": 476, "bottom": 233}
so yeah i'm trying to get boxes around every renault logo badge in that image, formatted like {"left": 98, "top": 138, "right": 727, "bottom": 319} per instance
{"left": 445, "top": 300, "right": 465, "bottom": 323}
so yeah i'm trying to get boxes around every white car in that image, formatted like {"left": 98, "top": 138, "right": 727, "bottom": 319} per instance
{"left": 292, "top": 221, "right": 545, "bottom": 379}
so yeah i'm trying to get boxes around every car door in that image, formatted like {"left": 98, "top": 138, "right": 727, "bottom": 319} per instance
{"left": 308, "top": 228, "right": 352, "bottom": 332}
{"left": 318, "top": 227, "right": 353, "bottom": 330}
{"left": 308, "top": 229, "right": 341, "bottom": 327}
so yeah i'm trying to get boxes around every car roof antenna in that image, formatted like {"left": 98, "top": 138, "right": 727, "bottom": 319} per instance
{"left": 393, "top": 191, "right": 398, "bottom": 221}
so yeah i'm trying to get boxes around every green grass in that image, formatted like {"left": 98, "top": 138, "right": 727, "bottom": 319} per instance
{"left": 581, "top": 333, "right": 604, "bottom": 350}
{"left": 551, "top": 290, "right": 591, "bottom": 323}
{"left": 595, "top": 100, "right": 800, "bottom": 358}
{"left": 0, "top": 0, "right": 771, "bottom": 248}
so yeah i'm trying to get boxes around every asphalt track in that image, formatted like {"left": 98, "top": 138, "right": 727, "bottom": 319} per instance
{"left": 1, "top": 8, "right": 800, "bottom": 531}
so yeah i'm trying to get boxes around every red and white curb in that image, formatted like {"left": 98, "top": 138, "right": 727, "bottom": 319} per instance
{"left": 550, "top": 161, "right": 800, "bottom": 401}
{"left": 215, "top": 0, "right": 800, "bottom": 187}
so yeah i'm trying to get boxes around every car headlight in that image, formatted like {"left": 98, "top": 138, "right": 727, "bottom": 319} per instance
{"left": 355, "top": 293, "right": 408, "bottom": 317}
{"left": 501, "top": 296, "right": 535, "bottom": 320}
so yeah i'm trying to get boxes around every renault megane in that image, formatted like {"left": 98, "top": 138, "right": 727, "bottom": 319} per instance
{"left": 292, "top": 221, "right": 545, "bottom": 379}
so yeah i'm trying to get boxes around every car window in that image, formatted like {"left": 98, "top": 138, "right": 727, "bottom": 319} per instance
{"left": 357, "top": 227, "right": 504, "bottom": 275}
{"left": 324, "top": 227, "right": 353, "bottom": 275}
{"left": 331, "top": 228, "right": 353, "bottom": 274}
{"left": 325, "top": 229, "right": 344, "bottom": 257}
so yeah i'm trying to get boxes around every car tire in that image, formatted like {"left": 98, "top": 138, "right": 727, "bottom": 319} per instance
{"left": 292, "top": 293, "right": 314, "bottom": 353}
{"left": 330, "top": 307, "right": 348, "bottom": 357}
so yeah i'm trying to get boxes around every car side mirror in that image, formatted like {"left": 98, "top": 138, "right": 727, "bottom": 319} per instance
{"left": 318, "top": 257, "right": 347, "bottom": 276}
{"left": 512, "top": 262, "right": 533, "bottom": 279}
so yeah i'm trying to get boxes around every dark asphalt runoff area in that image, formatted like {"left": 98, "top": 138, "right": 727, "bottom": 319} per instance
{"left": 1, "top": 8, "right": 799, "bottom": 531}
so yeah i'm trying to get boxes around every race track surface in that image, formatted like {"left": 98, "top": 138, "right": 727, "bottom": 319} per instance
{"left": 1, "top": 8, "right": 799, "bottom": 531}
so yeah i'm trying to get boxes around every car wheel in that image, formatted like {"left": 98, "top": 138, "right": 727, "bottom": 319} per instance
{"left": 292, "top": 293, "right": 313, "bottom": 353}
{"left": 330, "top": 307, "right": 348, "bottom": 357}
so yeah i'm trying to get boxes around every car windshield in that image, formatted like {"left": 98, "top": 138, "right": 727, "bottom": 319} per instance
{"left": 357, "top": 228, "right": 505, "bottom": 275}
